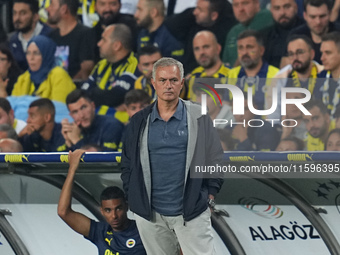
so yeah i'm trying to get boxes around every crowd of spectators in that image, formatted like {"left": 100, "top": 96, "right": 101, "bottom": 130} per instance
{"left": 0, "top": 0, "right": 340, "bottom": 152}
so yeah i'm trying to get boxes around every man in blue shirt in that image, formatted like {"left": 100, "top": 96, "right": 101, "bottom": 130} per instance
{"left": 58, "top": 149, "right": 146, "bottom": 255}
{"left": 18, "top": 98, "right": 67, "bottom": 152}
{"left": 62, "top": 89, "right": 124, "bottom": 151}
{"left": 134, "top": 0, "right": 184, "bottom": 62}
{"left": 121, "top": 57, "right": 224, "bottom": 254}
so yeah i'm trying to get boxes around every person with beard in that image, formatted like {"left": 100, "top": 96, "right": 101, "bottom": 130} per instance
{"left": 261, "top": 0, "right": 305, "bottom": 68}
{"left": 266, "top": 34, "right": 323, "bottom": 120}
{"left": 222, "top": 0, "right": 273, "bottom": 67}
{"left": 18, "top": 98, "right": 67, "bottom": 152}
{"left": 164, "top": 0, "right": 236, "bottom": 73}
{"left": 303, "top": 99, "right": 334, "bottom": 151}
{"left": 62, "top": 89, "right": 124, "bottom": 151}
{"left": 134, "top": 0, "right": 184, "bottom": 62}
{"left": 187, "top": 30, "right": 229, "bottom": 101}
{"left": 9, "top": 0, "right": 53, "bottom": 71}
{"left": 316, "top": 31, "right": 340, "bottom": 117}
{"left": 81, "top": 24, "right": 141, "bottom": 118}
{"left": 47, "top": 0, "right": 96, "bottom": 80}
{"left": 134, "top": 45, "right": 162, "bottom": 101}
{"left": 227, "top": 30, "right": 278, "bottom": 112}
{"left": 58, "top": 150, "right": 146, "bottom": 254}
{"left": 92, "top": 0, "right": 138, "bottom": 61}
{"left": 286, "top": 0, "right": 340, "bottom": 66}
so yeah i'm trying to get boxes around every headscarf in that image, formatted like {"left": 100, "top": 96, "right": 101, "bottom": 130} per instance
{"left": 27, "top": 35, "right": 56, "bottom": 86}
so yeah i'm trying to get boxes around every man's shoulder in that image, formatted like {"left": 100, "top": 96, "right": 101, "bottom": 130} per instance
{"left": 290, "top": 23, "right": 310, "bottom": 35}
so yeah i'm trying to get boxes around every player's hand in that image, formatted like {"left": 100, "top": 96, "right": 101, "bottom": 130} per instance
{"left": 68, "top": 149, "right": 86, "bottom": 173}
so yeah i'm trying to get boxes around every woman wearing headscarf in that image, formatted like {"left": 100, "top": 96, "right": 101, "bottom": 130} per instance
{"left": 11, "top": 35, "right": 76, "bottom": 103}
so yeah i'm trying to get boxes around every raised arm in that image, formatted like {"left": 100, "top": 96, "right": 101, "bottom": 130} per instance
{"left": 57, "top": 149, "right": 91, "bottom": 237}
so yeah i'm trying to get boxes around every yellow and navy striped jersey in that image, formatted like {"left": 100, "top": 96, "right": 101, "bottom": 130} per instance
{"left": 227, "top": 62, "right": 279, "bottom": 110}
{"left": 187, "top": 63, "right": 230, "bottom": 101}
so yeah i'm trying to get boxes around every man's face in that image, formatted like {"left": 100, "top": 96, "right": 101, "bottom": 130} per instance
{"left": 134, "top": 0, "right": 152, "bottom": 29}
{"left": 151, "top": 65, "right": 184, "bottom": 104}
{"left": 101, "top": 198, "right": 129, "bottom": 232}
{"left": 13, "top": 3, "right": 36, "bottom": 33}
{"left": 303, "top": 4, "right": 330, "bottom": 36}
{"left": 95, "top": 0, "right": 121, "bottom": 25}
{"left": 193, "top": 33, "right": 221, "bottom": 69}
{"left": 232, "top": 0, "right": 259, "bottom": 25}
{"left": 237, "top": 36, "right": 264, "bottom": 69}
{"left": 0, "top": 108, "right": 13, "bottom": 126}
{"left": 26, "top": 106, "right": 47, "bottom": 132}
{"left": 47, "top": 0, "right": 62, "bottom": 25}
{"left": 193, "top": 0, "right": 214, "bottom": 27}
{"left": 97, "top": 26, "right": 115, "bottom": 60}
{"left": 270, "top": 0, "right": 297, "bottom": 27}
{"left": 137, "top": 52, "right": 162, "bottom": 81}
{"left": 68, "top": 97, "right": 96, "bottom": 129}
{"left": 126, "top": 102, "right": 149, "bottom": 118}
{"left": 287, "top": 39, "right": 313, "bottom": 73}
{"left": 320, "top": 40, "right": 340, "bottom": 72}
{"left": 303, "top": 106, "right": 330, "bottom": 138}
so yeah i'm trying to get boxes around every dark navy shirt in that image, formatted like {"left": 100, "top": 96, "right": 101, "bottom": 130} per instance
{"left": 148, "top": 100, "right": 188, "bottom": 215}
{"left": 86, "top": 220, "right": 146, "bottom": 255}
{"left": 19, "top": 123, "right": 67, "bottom": 152}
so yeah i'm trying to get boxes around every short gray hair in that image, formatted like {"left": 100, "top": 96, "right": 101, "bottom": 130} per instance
{"left": 0, "top": 124, "right": 18, "bottom": 140}
{"left": 152, "top": 57, "right": 184, "bottom": 81}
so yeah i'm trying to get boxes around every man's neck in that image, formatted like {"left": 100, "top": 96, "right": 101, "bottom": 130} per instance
{"left": 40, "top": 122, "right": 54, "bottom": 141}
{"left": 148, "top": 17, "right": 164, "bottom": 33}
{"left": 157, "top": 98, "right": 179, "bottom": 122}
{"left": 297, "top": 63, "right": 314, "bottom": 80}
{"left": 311, "top": 28, "right": 328, "bottom": 44}
{"left": 204, "top": 60, "right": 222, "bottom": 76}
{"left": 245, "top": 61, "right": 263, "bottom": 77}
{"left": 108, "top": 50, "right": 130, "bottom": 64}
{"left": 331, "top": 66, "right": 340, "bottom": 80}
{"left": 58, "top": 17, "right": 78, "bottom": 36}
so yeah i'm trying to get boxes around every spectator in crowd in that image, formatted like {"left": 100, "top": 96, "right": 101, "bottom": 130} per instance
{"left": 18, "top": 98, "right": 67, "bottom": 152}
{"left": 286, "top": 0, "right": 340, "bottom": 65}
{"left": 316, "top": 31, "right": 340, "bottom": 116}
{"left": 92, "top": 0, "right": 137, "bottom": 61}
{"left": 58, "top": 149, "right": 146, "bottom": 255}
{"left": 164, "top": 0, "right": 236, "bottom": 73}
{"left": 266, "top": 35, "right": 322, "bottom": 120}
{"left": 81, "top": 24, "right": 141, "bottom": 117}
{"left": 0, "top": 44, "right": 22, "bottom": 96}
{"left": 227, "top": 30, "right": 279, "bottom": 111}
{"left": 124, "top": 89, "right": 152, "bottom": 118}
{"left": 193, "top": 80, "right": 234, "bottom": 129}
{"left": 0, "top": 124, "right": 19, "bottom": 140}
{"left": 121, "top": 57, "right": 224, "bottom": 254}
{"left": 303, "top": 99, "right": 334, "bottom": 151}
{"left": 222, "top": 0, "right": 273, "bottom": 67}
{"left": 231, "top": 98, "right": 280, "bottom": 151}
{"left": 334, "top": 105, "right": 340, "bottom": 128}
{"left": 217, "top": 128, "right": 235, "bottom": 151}
{"left": 11, "top": 35, "right": 76, "bottom": 103}
{"left": 62, "top": 89, "right": 124, "bottom": 151}
{"left": 325, "top": 128, "right": 340, "bottom": 151}
{"left": 262, "top": 0, "right": 304, "bottom": 68}
{"left": 134, "top": 45, "right": 162, "bottom": 101}
{"left": 0, "top": 138, "right": 23, "bottom": 152}
{"left": 0, "top": 21, "right": 6, "bottom": 44}
{"left": 276, "top": 136, "right": 305, "bottom": 151}
{"left": 0, "top": 98, "right": 26, "bottom": 134}
{"left": 134, "top": 0, "right": 184, "bottom": 62}
{"left": 9, "top": 0, "right": 53, "bottom": 71}
{"left": 187, "top": 30, "right": 229, "bottom": 101}
{"left": 47, "top": 0, "right": 96, "bottom": 80}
